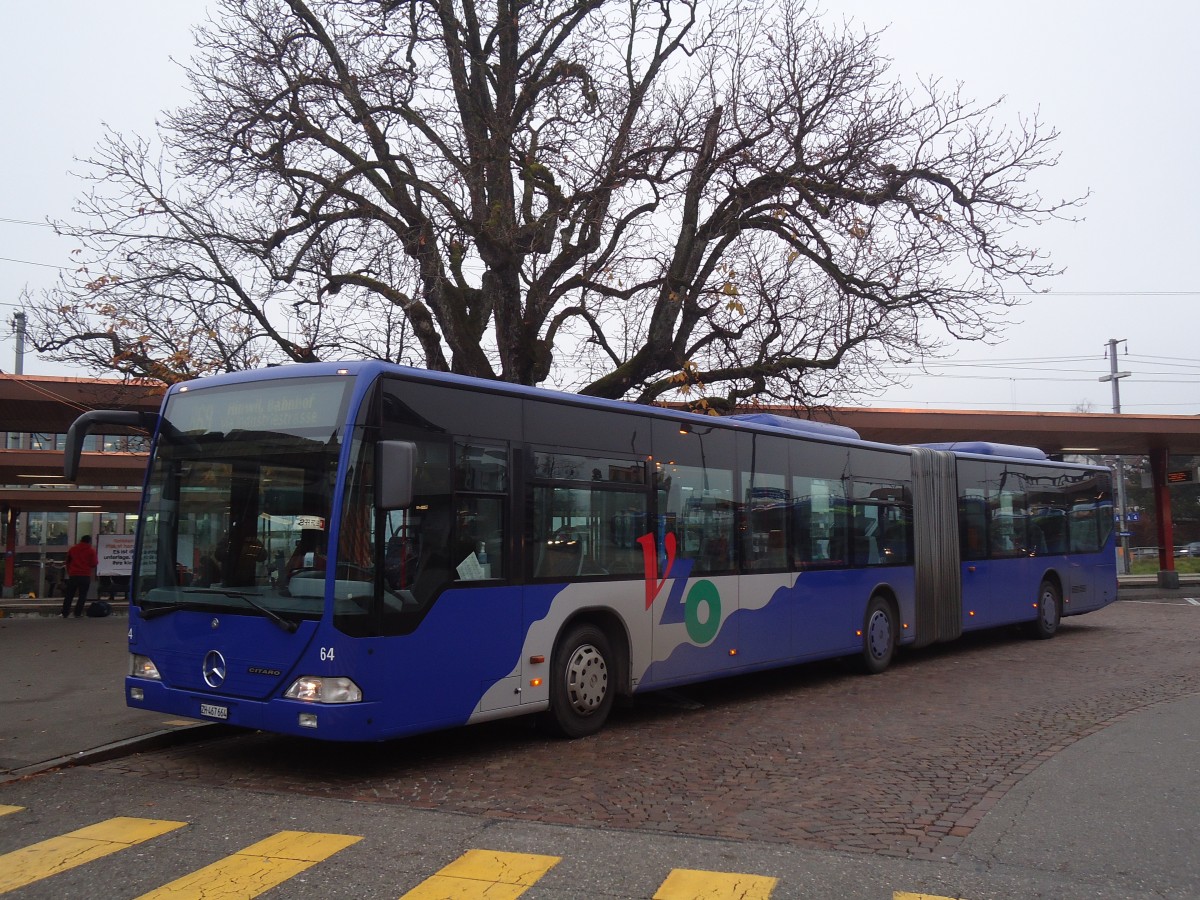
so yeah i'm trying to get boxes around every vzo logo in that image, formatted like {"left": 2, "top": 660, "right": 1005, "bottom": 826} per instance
{"left": 637, "top": 533, "right": 722, "bottom": 645}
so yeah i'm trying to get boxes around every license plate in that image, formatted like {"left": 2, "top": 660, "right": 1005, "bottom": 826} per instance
{"left": 199, "top": 703, "right": 228, "bottom": 720}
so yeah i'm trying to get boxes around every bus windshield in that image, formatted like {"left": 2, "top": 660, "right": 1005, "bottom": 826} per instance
{"left": 133, "top": 376, "right": 354, "bottom": 625}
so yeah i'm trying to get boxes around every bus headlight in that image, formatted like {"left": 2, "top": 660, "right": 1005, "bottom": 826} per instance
{"left": 129, "top": 654, "right": 162, "bottom": 680}
{"left": 284, "top": 676, "right": 362, "bottom": 704}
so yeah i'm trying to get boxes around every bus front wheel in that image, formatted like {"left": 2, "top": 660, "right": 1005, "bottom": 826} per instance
{"left": 861, "top": 595, "right": 896, "bottom": 674}
{"left": 547, "top": 623, "right": 614, "bottom": 739}
{"left": 1030, "top": 579, "right": 1061, "bottom": 639}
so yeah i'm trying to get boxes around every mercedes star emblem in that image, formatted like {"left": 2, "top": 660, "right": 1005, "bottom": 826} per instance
{"left": 202, "top": 650, "right": 227, "bottom": 688}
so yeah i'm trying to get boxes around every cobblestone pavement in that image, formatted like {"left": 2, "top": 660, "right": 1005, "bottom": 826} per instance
{"left": 96, "top": 601, "right": 1200, "bottom": 859}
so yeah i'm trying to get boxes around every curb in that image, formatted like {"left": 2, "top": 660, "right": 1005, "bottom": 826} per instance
{"left": 0, "top": 604, "right": 131, "bottom": 620}
{"left": 0, "top": 722, "right": 239, "bottom": 785}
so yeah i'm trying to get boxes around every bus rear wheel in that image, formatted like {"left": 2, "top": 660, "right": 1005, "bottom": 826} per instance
{"left": 1030, "top": 579, "right": 1061, "bottom": 639}
{"left": 861, "top": 595, "right": 896, "bottom": 674}
{"left": 547, "top": 623, "right": 614, "bottom": 738}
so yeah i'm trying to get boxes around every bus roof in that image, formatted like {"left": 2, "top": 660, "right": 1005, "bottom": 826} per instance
{"left": 913, "top": 441, "right": 1049, "bottom": 461}
{"left": 726, "top": 412, "right": 861, "bottom": 440}
{"left": 166, "top": 362, "right": 876, "bottom": 442}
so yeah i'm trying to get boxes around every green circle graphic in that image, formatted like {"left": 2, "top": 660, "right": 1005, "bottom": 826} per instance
{"left": 685, "top": 579, "right": 721, "bottom": 644}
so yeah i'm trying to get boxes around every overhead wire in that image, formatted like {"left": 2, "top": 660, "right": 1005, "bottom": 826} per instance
{"left": 0, "top": 366, "right": 158, "bottom": 433}
{"left": 0, "top": 368, "right": 103, "bottom": 417}
{"left": 0, "top": 255, "right": 67, "bottom": 270}
{"left": 0, "top": 216, "right": 56, "bottom": 228}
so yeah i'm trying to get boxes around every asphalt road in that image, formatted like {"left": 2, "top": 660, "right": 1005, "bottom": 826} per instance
{"left": 1, "top": 593, "right": 1198, "bottom": 898}
{"left": 0, "top": 615, "right": 202, "bottom": 778}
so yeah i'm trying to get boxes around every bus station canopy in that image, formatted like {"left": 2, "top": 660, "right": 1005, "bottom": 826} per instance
{"left": 1, "top": 375, "right": 163, "bottom": 512}
{"left": 797, "top": 407, "right": 1200, "bottom": 458}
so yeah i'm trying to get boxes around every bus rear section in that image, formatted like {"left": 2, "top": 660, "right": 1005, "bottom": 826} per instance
{"left": 916, "top": 443, "right": 1117, "bottom": 639}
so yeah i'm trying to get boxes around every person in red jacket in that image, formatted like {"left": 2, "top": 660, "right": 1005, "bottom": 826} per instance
{"left": 61, "top": 534, "right": 99, "bottom": 619}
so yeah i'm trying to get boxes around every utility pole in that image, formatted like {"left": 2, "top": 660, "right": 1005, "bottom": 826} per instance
{"left": 12, "top": 310, "right": 25, "bottom": 375}
{"left": 1099, "top": 338, "right": 1131, "bottom": 573}
{"left": 5, "top": 311, "right": 26, "bottom": 599}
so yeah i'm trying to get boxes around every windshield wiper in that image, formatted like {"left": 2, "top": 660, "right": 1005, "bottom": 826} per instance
{"left": 140, "top": 590, "right": 299, "bottom": 633}
{"left": 139, "top": 600, "right": 204, "bottom": 620}
{"left": 227, "top": 591, "right": 299, "bottom": 633}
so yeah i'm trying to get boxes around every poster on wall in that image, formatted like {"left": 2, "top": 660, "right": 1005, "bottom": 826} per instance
{"left": 96, "top": 534, "right": 136, "bottom": 577}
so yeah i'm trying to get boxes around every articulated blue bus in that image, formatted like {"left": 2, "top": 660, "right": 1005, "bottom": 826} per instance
{"left": 66, "top": 362, "right": 1117, "bottom": 741}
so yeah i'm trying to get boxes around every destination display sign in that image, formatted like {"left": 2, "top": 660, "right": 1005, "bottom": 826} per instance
{"left": 166, "top": 378, "right": 351, "bottom": 436}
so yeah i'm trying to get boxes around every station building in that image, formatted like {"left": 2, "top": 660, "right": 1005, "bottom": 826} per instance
{"left": 2, "top": 374, "right": 163, "bottom": 598}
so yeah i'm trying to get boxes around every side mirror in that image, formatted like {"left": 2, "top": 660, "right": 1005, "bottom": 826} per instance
{"left": 375, "top": 440, "right": 416, "bottom": 510}
{"left": 65, "top": 410, "right": 158, "bottom": 482}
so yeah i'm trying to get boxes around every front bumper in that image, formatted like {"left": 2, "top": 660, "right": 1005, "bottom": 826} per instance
{"left": 126, "top": 678, "right": 385, "bottom": 741}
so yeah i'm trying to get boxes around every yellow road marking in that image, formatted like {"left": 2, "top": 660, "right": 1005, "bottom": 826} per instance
{"left": 654, "top": 868, "right": 778, "bottom": 899}
{"left": 0, "top": 816, "right": 186, "bottom": 894}
{"left": 0, "top": 805, "right": 23, "bottom": 817}
{"left": 135, "top": 830, "right": 361, "bottom": 899}
{"left": 895, "top": 893, "right": 969, "bottom": 900}
{"left": 400, "top": 849, "right": 561, "bottom": 899}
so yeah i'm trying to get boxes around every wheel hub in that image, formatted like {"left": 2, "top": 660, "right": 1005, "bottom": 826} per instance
{"left": 868, "top": 610, "right": 892, "bottom": 659}
{"left": 566, "top": 644, "right": 608, "bottom": 715}
{"left": 1041, "top": 590, "right": 1057, "bottom": 625}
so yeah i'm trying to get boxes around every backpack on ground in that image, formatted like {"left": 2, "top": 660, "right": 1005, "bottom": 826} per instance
{"left": 86, "top": 600, "right": 113, "bottom": 618}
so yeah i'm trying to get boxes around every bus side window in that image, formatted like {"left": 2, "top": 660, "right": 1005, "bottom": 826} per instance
{"left": 791, "top": 476, "right": 848, "bottom": 569}
{"left": 957, "top": 461, "right": 989, "bottom": 561}
{"left": 454, "top": 496, "right": 503, "bottom": 580}
{"left": 531, "top": 472, "right": 647, "bottom": 580}
{"left": 1069, "top": 507, "right": 1100, "bottom": 553}
{"left": 882, "top": 509, "right": 910, "bottom": 564}
{"left": 851, "top": 512, "right": 872, "bottom": 566}
{"left": 792, "top": 515, "right": 813, "bottom": 567}
{"left": 740, "top": 432, "right": 789, "bottom": 572}
{"left": 825, "top": 524, "right": 848, "bottom": 566}
{"left": 1028, "top": 518, "right": 1049, "bottom": 554}
{"left": 959, "top": 498, "right": 988, "bottom": 560}
{"left": 453, "top": 443, "right": 507, "bottom": 581}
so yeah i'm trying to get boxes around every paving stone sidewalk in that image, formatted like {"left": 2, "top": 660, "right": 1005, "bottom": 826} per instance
{"left": 90, "top": 600, "right": 1200, "bottom": 858}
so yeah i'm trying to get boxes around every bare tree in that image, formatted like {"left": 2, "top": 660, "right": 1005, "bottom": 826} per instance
{"left": 30, "top": 0, "right": 1077, "bottom": 405}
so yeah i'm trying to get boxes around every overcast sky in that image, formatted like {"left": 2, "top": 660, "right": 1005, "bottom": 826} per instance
{"left": 2, "top": 1, "right": 1197, "bottom": 414}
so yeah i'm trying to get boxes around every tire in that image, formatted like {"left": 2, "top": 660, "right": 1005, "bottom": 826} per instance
{"left": 547, "top": 623, "right": 615, "bottom": 738}
{"left": 1030, "top": 578, "right": 1061, "bottom": 639}
{"left": 861, "top": 594, "right": 896, "bottom": 674}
